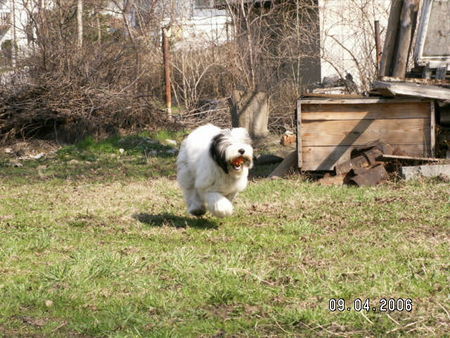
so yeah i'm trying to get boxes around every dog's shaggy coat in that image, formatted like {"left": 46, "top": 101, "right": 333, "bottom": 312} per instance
{"left": 177, "top": 124, "right": 253, "bottom": 218}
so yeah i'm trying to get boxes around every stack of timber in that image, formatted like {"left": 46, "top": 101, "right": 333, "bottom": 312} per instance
{"left": 380, "top": 0, "right": 420, "bottom": 79}
{"left": 317, "top": 140, "right": 450, "bottom": 186}
{"left": 375, "top": 0, "right": 450, "bottom": 98}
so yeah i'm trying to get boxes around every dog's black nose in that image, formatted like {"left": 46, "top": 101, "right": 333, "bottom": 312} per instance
{"left": 238, "top": 148, "right": 245, "bottom": 154}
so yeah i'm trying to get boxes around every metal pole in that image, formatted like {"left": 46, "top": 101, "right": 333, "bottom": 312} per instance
{"left": 162, "top": 26, "right": 172, "bottom": 118}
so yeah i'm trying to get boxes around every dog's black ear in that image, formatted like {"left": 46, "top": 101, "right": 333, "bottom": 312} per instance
{"left": 210, "top": 133, "right": 229, "bottom": 174}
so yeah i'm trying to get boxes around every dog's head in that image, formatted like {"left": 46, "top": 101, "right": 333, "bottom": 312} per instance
{"left": 209, "top": 127, "right": 253, "bottom": 175}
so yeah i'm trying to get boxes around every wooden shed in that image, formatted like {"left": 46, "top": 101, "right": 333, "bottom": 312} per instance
{"left": 296, "top": 96, "right": 435, "bottom": 171}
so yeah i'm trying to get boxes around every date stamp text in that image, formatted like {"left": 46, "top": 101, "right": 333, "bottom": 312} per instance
{"left": 328, "top": 298, "right": 413, "bottom": 312}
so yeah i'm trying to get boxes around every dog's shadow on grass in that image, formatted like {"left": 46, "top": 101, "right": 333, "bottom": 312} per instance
{"left": 133, "top": 213, "right": 218, "bottom": 230}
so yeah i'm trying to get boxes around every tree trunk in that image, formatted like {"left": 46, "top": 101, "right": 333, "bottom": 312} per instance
{"left": 231, "top": 90, "right": 269, "bottom": 139}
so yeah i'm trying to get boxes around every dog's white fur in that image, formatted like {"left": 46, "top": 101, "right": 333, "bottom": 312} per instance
{"left": 177, "top": 124, "right": 253, "bottom": 218}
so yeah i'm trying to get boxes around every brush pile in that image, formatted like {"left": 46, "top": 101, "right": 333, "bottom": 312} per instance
{"left": 0, "top": 75, "right": 172, "bottom": 144}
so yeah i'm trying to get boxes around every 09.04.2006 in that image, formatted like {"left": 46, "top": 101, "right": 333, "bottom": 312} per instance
{"left": 328, "top": 298, "right": 413, "bottom": 312}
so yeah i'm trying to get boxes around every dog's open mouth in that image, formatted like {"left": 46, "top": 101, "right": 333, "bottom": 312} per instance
{"left": 231, "top": 156, "right": 245, "bottom": 170}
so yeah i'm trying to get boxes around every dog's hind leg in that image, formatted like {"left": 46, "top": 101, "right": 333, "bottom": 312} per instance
{"left": 177, "top": 163, "right": 206, "bottom": 217}
{"left": 185, "top": 189, "right": 206, "bottom": 217}
{"left": 204, "top": 192, "right": 234, "bottom": 218}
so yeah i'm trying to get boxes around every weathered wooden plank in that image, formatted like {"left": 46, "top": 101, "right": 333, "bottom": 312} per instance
{"left": 299, "top": 97, "right": 431, "bottom": 105}
{"left": 379, "top": 76, "right": 448, "bottom": 86}
{"left": 302, "top": 118, "right": 429, "bottom": 146}
{"left": 301, "top": 110, "right": 429, "bottom": 121}
{"left": 372, "top": 81, "right": 450, "bottom": 100}
{"left": 301, "top": 102, "right": 430, "bottom": 120}
{"left": 301, "top": 144, "right": 429, "bottom": 171}
{"left": 430, "top": 102, "right": 435, "bottom": 157}
{"left": 392, "top": 0, "right": 419, "bottom": 78}
{"left": 296, "top": 100, "right": 302, "bottom": 168}
{"left": 377, "top": 154, "right": 442, "bottom": 162}
{"left": 380, "top": 0, "right": 403, "bottom": 76}
{"left": 269, "top": 151, "right": 297, "bottom": 178}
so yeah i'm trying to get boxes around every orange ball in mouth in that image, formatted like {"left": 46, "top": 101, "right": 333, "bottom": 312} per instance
{"left": 231, "top": 156, "right": 245, "bottom": 167}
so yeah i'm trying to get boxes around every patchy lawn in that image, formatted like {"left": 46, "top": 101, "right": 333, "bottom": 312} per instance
{"left": 0, "top": 134, "right": 449, "bottom": 336}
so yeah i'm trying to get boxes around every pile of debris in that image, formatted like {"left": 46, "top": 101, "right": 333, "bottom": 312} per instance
{"left": 265, "top": 137, "right": 450, "bottom": 186}
{"left": 319, "top": 140, "right": 449, "bottom": 186}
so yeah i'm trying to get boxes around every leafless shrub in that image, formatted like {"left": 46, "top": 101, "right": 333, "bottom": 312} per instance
{"left": 0, "top": 0, "right": 175, "bottom": 143}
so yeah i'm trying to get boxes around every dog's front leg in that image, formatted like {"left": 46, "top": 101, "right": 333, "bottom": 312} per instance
{"left": 204, "top": 192, "right": 234, "bottom": 218}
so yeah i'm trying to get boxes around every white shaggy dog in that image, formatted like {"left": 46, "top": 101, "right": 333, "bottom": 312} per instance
{"left": 177, "top": 124, "right": 253, "bottom": 218}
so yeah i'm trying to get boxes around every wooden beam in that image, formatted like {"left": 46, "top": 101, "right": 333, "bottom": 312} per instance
{"left": 377, "top": 154, "right": 442, "bottom": 162}
{"left": 269, "top": 151, "right": 298, "bottom": 178}
{"left": 296, "top": 100, "right": 302, "bottom": 169}
{"left": 300, "top": 97, "right": 431, "bottom": 105}
{"left": 430, "top": 101, "right": 435, "bottom": 157}
{"left": 301, "top": 102, "right": 431, "bottom": 120}
{"left": 379, "top": 76, "right": 449, "bottom": 86}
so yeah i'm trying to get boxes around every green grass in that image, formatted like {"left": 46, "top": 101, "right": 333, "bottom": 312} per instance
{"left": 0, "top": 134, "right": 449, "bottom": 336}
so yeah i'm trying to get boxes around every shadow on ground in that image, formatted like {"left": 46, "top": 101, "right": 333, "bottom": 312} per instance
{"left": 133, "top": 213, "right": 218, "bottom": 229}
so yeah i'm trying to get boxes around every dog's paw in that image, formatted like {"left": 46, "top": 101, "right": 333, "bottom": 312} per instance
{"left": 211, "top": 198, "right": 234, "bottom": 218}
{"left": 189, "top": 207, "right": 206, "bottom": 217}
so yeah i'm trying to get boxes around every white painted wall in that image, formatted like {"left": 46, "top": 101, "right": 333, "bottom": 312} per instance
{"left": 162, "top": 2, "right": 230, "bottom": 49}
{"left": 319, "top": 0, "right": 390, "bottom": 89}
{"left": 0, "top": 0, "right": 30, "bottom": 54}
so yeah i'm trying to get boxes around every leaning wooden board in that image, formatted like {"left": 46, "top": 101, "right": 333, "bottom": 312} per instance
{"left": 296, "top": 97, "right": 435, "bottom": 171}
